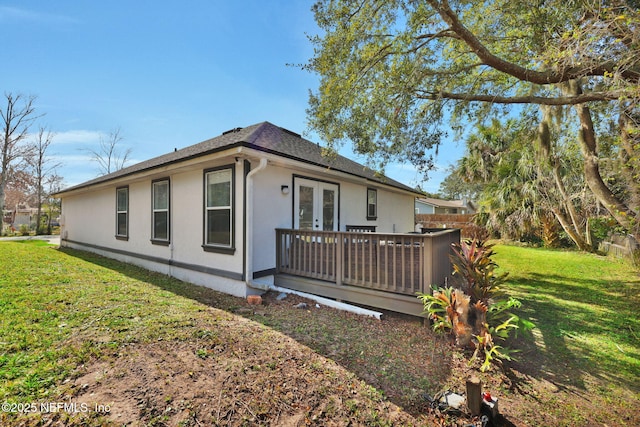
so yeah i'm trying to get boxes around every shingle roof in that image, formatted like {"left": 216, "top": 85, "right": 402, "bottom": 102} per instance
{"left": 417, "top": 197, "right": 472, "bottom": 208}
{"left": 56, "top": 121, "right": 420, "bottom": 195}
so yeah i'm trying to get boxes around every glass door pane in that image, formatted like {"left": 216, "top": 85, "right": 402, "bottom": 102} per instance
{"left": 294, "top": 178, "right": 339, "bottom": 231}
{"left": 298, "top": 185, "right": 314, "bottom": 230}
{"left": 322, "top": 188, "right": 335, "bottom": 231}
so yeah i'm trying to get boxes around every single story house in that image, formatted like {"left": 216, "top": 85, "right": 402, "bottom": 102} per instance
{"left": 55, "top": 121, "right": 427, "bottom": 300}
{"left": 415, "top": 197, "right": 476, "bottom": 215}
{"left": 8, "top": 203, "right": 38, "bottom": 228}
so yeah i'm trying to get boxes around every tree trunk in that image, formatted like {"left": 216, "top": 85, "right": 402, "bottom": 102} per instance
{"left": 537, "top": 105, "right": 593, "bottom": 250}
{"left": 552, "top": 207, "right": 591, "bottom": 251}
{"left": 551, "top": 160, "right": 593, "bottom": 250}
{"left": 35, "top": 173, "right": 42, "bottom": 235}
{"left": 541, "top": 211, "right": 560, "bottom": 248}
{"left": 619, "top": 109, "right": 640, "bottom": 215}
{"left": 36, "top": 205, "right": 42, "bottom": 235}
{"left": 0, "top": 168, "right": 6, "bottom": 214}
{"left": 565, "top": 80, "right": 637, "bottom": 237}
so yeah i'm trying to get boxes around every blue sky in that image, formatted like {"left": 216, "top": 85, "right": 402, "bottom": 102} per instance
{"left": 2, "top": 1, "right": 461, "bottom": 192}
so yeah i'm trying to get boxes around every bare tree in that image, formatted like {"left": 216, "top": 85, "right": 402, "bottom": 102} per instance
{"left": 86, "top": 128, "right": 131, "bottom": 175}
{"left": 0, "top": 93, "right": 39, "bottom": 215}
{"left": 28, "top": 127, "right": 61, "bottom": 234}
{"left": 43, "top": 173, "right": 64, "bottom": 234}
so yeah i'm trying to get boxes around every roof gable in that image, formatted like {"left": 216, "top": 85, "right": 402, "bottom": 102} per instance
{"left": 57, "top": 121, "right": 420, "bottom": 195}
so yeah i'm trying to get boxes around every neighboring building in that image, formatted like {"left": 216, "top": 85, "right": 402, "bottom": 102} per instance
{"left": 12, "top": 203, "right": 38, "bottom": 227}
{"left": 55, "top": 122, "right": 421, "bottom": 298}
{"left": 415, "top": 197, "right": 476, "bottom": 215}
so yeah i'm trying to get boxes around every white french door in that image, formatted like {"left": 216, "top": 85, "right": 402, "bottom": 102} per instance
{"left": 293, "top": 177, "right": 338, "bottom": 231}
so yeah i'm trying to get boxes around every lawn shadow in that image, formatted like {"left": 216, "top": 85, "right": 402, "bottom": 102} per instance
{"left": 58, "top": 247, "right": 456, "bottom": 417}
{"left": 503, "top": 271, "right": 640, "bottom": 393}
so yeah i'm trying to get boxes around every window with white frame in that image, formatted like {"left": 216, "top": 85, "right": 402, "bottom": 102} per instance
{"left": 367, "top": 188, "right": 377, "bottom": 220}
{"left": 204, "top": 166, "right": 234, "bottom": 250}
{"left": 152, "top": 179, "right": 169, "bottom": 242}
{"left": 116, "top": 187, "right": 128, "bottom": 239}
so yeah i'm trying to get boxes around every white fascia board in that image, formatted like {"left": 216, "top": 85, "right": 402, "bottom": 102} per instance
{"left": 239, "top": 147, "right": 419, "bottom": 197}
{"left": 56, "top": 147, "right": 244, "bottom": 197}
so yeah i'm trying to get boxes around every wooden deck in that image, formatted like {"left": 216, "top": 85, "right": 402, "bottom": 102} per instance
{"left": 274, "top": 228, "right": 460, "bottom": 316}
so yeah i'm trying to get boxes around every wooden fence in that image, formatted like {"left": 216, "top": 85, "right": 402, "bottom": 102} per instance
{"left": 599, "top": 234, "right": 639, "bottom": 262}
{"left": 415, "top": 214, "right": 485, "bottom": 238}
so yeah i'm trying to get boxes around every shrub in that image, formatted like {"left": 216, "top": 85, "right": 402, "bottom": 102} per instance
{"left": 589, "top": 216, "right": 624, "bottom": 245}
{"left": 420, "top": 286, "right": 454, "bottom": 334}
{"left": 449, "top": 239, "right": 508, "bottom": 304}
{"left": 418, "top": 239, "right": 531, "bottom": 372}
{"left": 19, "top": 224, "right": 30, "bottom": 236}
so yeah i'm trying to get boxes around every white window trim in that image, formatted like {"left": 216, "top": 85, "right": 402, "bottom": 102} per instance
{"left": 116, "top": 186, "right": 129, "bottom": 240}
{"left": 367, "top": 188, "right": 377, "bottom": 220}
{"left": 151, "top": 179, "right": 170, "bottom": 243}
{"left": 203, "top": 165, "right": 235, "bottom": 254}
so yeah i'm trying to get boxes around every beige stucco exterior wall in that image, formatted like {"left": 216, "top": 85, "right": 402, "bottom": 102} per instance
{"left": 248, "top": 160, "right": 416, "bottom": 277}
{"left": 60, "top": 158, "right": 248, "bottom": 297}
{"left": 249, "top": 162, "right": 293, "bottom": 276}
{"left": 338, "top": 180, "right": 414, "bottom": 234}
{"left": 59, "top": 149, "right": 417, "bottom": 298}
{"left": 169, "top": 166, "right": 245, "bottom": 273}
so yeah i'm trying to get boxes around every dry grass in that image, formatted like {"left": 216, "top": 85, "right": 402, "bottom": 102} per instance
{"left": 1, "top": 241, "right": 638, "bottom": 426}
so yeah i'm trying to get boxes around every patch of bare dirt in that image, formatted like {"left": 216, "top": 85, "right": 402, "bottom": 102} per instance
{"left": 9, "top": 290, "right": 639, "bottom": 427}
{"left": 19, "top": 307, "right": 418, "bottom": 426}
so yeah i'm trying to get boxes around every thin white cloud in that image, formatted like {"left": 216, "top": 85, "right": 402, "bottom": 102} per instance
{"left": 47, "top": 154, "right": 96, "bottom": 188}
{"left": 0, "top": 6, "right": 78, "bottom": 25}
{"left": 51, "top": 153, "right": 93, "bottom": 164}
{"left": 50, "top": 130, "right": 103, "bottom": 145}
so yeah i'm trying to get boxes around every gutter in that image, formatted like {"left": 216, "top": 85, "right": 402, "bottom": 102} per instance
{"left": 245, "top": 157, "right": 268, "bottom": 288}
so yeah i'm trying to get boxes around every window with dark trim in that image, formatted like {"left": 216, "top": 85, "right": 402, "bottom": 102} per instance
{"left": 152, "top": 179, "right": 170, "bottom": 243}
{"left": 366, "top": 188, "right": 377, "bottom": 220}
{"left": 203, "top": 166, "right": 234, "bottom": 252}
{"left": 116, "top": 186, "right": 129, "bottom": 239}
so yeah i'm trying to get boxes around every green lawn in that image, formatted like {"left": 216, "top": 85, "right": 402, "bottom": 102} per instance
{"left": 0, "top": 240, "right": 638, "bottom": 426}
{"left": 493, "top": 244, "right": 640, "bottom": 422}
{"left": 0, "top": 240, "right": 223, "bottom": 400}
{"left": 494, "top": 245, "right": 639, "bottom": 384}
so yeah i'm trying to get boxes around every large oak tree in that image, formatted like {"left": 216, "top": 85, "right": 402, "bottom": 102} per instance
{"left": 306, "top": 0, "right": 640, "bottom": 237}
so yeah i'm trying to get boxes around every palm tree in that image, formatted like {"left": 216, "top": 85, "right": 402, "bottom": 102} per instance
{"left": 456, "top": 114, "right": 598, "bottom": 250}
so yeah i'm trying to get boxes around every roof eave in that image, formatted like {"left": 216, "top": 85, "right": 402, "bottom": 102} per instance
{"left": 56, "top": 140, "right": 422, "bottom": 198}
{"left": 242, "top": 145, "right": 422, "bottom": 196}
{"left": 53, "top": 142, "right": 247, "bottom": 197}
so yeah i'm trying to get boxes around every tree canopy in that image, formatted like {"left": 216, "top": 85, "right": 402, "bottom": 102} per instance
{"left": 306, "top": 0, "right": 640, "bottom": 238}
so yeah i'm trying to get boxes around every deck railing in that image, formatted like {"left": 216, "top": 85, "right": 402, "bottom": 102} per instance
{"left": 275, "top": 228, "right": 460, "bottom": 297}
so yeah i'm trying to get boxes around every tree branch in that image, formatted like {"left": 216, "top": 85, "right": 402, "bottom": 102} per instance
{"left": 416, "top": 90, "right": 623, "bottom": 105}
{"left": 427, "top": 0, "right": 640, "bottom": 84}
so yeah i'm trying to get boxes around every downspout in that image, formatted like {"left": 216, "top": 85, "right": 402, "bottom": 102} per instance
{"left": 245, "top": 157, "right": 268, "bottom": 289}
{"left": 169, "top": 189, "right": 174, "bottom": 278}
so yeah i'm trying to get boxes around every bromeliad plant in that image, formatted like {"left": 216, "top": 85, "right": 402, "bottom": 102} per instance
{"left": 450, "top": 239, "right": 509, "bottom": 304}
{"left": 418, "top": 239, "right": 530, "bottom": 371}
{"left": 422, "top": 285, "right": 455, "bottom": 333}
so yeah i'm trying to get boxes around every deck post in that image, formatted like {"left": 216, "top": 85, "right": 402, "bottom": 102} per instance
{"left": 335, "top": 232, "right": 343, "bottom": 286}
{"left": 275, "top": 229, "right": 281, "bottom": 273}
{"left": 422, "top": 235, "right": 433, "bottom": 294}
